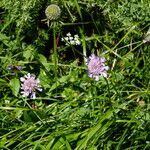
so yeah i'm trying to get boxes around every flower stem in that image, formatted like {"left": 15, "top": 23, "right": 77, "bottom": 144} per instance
{"left": 53, "top": 23, "right": 58, "bottom": 79}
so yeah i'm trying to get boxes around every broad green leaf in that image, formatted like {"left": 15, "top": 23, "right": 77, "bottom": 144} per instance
{"left": 9, "top": 78, "right": 20, "bottom": 97}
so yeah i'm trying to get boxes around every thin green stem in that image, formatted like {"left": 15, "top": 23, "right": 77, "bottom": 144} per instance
{"left": 53, "top": 23, "right": 58, "bottom": 79}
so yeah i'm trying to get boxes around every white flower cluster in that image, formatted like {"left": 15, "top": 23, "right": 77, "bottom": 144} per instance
{"left": 61, "top": 32, "right": 81, "bottom": 45}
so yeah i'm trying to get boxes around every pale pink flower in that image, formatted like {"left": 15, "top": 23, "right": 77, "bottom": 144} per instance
{"left": 20, "top": 73, "right": 42, "bottom": 99}
{"left": 87, "top": 54, "right": 109, "bottom": 81}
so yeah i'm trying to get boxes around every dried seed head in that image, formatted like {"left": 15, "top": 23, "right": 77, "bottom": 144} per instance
{"left": 45, "top": 4, "right": 61, "bottom": 21}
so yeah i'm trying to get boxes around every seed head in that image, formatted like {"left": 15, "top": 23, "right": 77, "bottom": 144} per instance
{"left": 45, "top": 4, "right": 61, "bottom": 21}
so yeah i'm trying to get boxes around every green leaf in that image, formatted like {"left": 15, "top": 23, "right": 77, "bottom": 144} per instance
{"left": 23, "top": 45, "right": 35, "bottom": 60}
{"left": 0, "top": 136, "right": 6, "bottom": 148}
{"left": 38, "top": 54, "right": 47, "bottom": 64}
{"left": 0, "top": 78, "right": 7, "bottom": 86}
{"left": 49, "top": 75, "right": 70, "bottom": 92}
{"left": 0, "top": 33, "right": 10, "bottom": 47}
{"left": 9, "top": 78, "right": 20, "bottom": 97}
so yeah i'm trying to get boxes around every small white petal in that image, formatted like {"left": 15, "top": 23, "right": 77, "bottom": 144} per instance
{"left": 64, "top": 37, "right": 69, "bottom": 41}
{"left": 66, "top": 32, "right": 71, "bottom": 37}
{"left": 31, "top": 92, "right": 36, "bottom": 99}
{"left": 74, "top": 35, "right": 79, "bottom": 38}
{"left": 70, "top": 40, "right": 75, "bottom": 45}
{"left": 69, "top": 37, "right": 73, "bottom": 40}
{"left": 85, "top": 58, "right": 88, "bottom": 65}
{"left": 95, "top": 76, "right": 99, "bottom": 81}
{"left": 21, "top": 91, "right": 29, "bottom": 97}
{"left": 75, "top": 40, "right": 81, "bottom": 45}
{"left": 88, "top": 74, "right": 93, "bottom": 78}
{"left": 100, "top": 58, "right": 106, "bottom": 62}
{"left": 101, "top": 72, "right": 107, "bottom": 78}
{"left": 89, "top": 54, "right": 95, "bottom": 60}
{"left": 36, "top": 79, "right": 40, "bottom": 84}
{"left": 20, "top": 77, "right": 25, "bottom": 82}
{"left": 39, "top": 88, "right": 42, "bottom": 92}
{"left": 104, "top": 66, "right": 109, "bottom": 70}
{"left": 25, "top": 73, "right": 31, "bottom": 78}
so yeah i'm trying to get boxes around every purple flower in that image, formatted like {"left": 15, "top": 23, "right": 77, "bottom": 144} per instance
{"left": 87, "top": 54, "right": 109, "bottom": 81}
{"left": 7, "top": 65, "right": 22, "bottom": 75}
{"left": 20, "top": 73, "right": 42, "bottom": 99}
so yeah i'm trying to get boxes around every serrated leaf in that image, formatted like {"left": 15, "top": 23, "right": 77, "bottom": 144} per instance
{"left": 9, "top": 78, "right": 20, "bottom": 97}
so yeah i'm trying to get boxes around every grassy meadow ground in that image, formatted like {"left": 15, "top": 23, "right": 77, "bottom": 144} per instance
{"left": 0, "top": 0, "right": 150, "bottom": 149}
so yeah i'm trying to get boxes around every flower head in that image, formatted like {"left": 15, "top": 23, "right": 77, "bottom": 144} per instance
{"left": 20, "top": 73, "right": 42, "bottom": 99}
{"left": 45, "top": 4, "right": 61, "bottom": 21}
{"left": 87, "top": 54, "right": 109, "bottom": 80}
{"left": 61, "top": 33, "right": 81, "bottom": 45}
